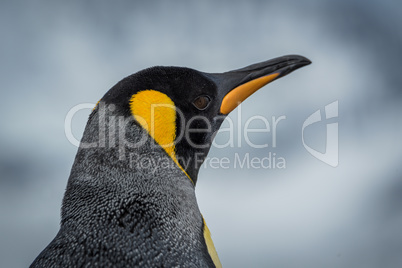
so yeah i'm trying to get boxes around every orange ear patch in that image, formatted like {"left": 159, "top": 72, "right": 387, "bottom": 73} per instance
{"left": 130, "top": 90, "right": 192, "bottom": 183}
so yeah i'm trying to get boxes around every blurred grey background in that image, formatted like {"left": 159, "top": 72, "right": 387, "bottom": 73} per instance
{"left": 1, "top": 0, "right": 401, "bottom": 267}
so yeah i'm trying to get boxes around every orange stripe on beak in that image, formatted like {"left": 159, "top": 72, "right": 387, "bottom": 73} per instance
{"left": 220, "top": 73, "right": 279, "bottom": 114}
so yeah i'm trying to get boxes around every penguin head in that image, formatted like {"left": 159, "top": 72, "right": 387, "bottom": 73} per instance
{"left": 96, "top": 55, "right": 311, "bottom": 184}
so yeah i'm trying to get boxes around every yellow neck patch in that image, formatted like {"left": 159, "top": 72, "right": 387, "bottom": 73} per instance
{"left": 129, "top": 90, "right": 192, "bottom": 183}
{"left": 203, "top": 217, "right": 222, "bottom": 268}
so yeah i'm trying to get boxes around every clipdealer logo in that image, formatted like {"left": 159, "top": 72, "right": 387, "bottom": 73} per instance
{"left": 64, "top": 101, "right": 339, "bottom": 169}
{"left": 302, "top": 101, "right": 339, "bottom": 167}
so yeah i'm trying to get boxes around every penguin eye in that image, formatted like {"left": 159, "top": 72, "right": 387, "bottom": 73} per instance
{"left": 192, "top": 95, "right": 211, "bottom": 110}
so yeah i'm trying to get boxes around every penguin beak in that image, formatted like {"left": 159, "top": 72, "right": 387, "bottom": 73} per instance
{"left": 206, "top": 55, "right": 311, "bottom": 115}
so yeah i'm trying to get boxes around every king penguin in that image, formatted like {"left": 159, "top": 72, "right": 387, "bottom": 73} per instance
{"left": 31, "top": 55, "right": 311, "bottom": 267}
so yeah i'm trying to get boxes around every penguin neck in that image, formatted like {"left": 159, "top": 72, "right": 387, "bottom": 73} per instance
{"left": 175, "top": 143, "right": 209, "bottom": 185}
{"left": 63, "top": 109, "right": 201, "bottom": 230}
{"left": 175, "top": 118, "right": 225, "bottom": 185}
{"left": 64, "top": 109, "right": 197, "bottom": 218}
